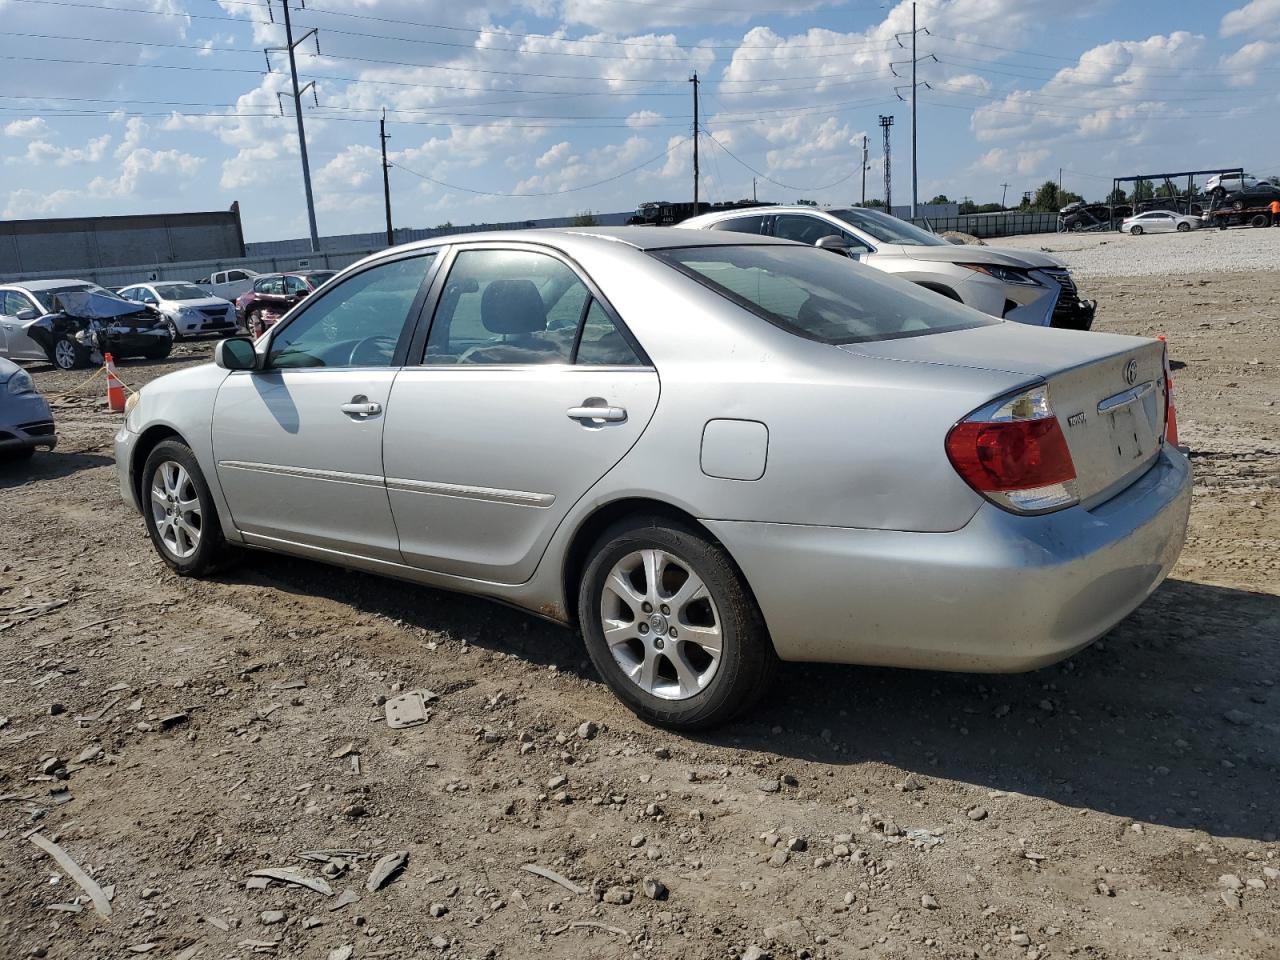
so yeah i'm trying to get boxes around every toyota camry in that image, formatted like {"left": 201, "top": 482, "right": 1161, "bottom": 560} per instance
{"left": 115, "top": 228, "right": 1190, "bottom": 729}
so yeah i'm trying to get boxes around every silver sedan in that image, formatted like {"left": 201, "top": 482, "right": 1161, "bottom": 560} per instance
{"left": 1121, "top": 211, "right": 1202, "bottom": 235}
{"left": 115, "top": 228, "right": 1191, "bottom": 729}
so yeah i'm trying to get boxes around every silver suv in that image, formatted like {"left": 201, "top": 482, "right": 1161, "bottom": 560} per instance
{"left": 679, "top": 205, "right": 1096, "bottom": 330}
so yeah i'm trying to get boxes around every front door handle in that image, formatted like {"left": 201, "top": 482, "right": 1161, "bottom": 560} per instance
{"left": 567, "top": 402, "right": 627, "bottom": 423}
{"left": 341, "top": 395, "right": 382, "bottom": 418}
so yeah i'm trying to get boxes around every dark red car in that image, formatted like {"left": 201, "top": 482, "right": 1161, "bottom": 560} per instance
{"left": 235, "top": 271, "right": 336, "bottom": 335}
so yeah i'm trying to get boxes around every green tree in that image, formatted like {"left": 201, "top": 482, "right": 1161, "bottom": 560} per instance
{"left": 1032, "top": 180, "right": 1061, "bottom": 211}
{"left": 1106, "top": 187, "right": 1127, "bottom": 204}
{"left": 1131, "top": 179, "right": 1155, "bottom": 202}
{"left": 859, "top": 198, "right": 886, "bottom": 209}
{"left": 795, "top": 198, "right": 818, "bottom": 206}
{"left": 570, "top": 210, "right": 600, "bottom": 227}
{"left": 930, "top": 194, "right": 951, "bottom": 204}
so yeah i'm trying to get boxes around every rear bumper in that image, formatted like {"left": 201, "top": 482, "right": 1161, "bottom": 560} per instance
{"left": 705, "top": 444, "right": 1191, "bottom": 672}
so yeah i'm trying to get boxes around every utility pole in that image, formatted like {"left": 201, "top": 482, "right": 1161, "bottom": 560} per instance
{"left": 879, "top": 115, "right": 894, "bottom": 213}
{"left": 690, "top": 72, "right": 700, "bottom": 208}
{"left": 893, "top": 2, "right": 934, "bottom": 220}
{"left": 1000, "top": 182, "right": 1009, "bottom": 209}
{"left": 752, "top": 177, "right": 757, "bottom": 202}
{"left": 380, "top": 109, "right": 393, "bottom": 248}
{"left": 1058, "top": 167, "right": 1063, "bottom": 201}
{"left": 861, "top": 135, "right": 868, "bottom": 206}
{"left": 266, "top": 0, "right": 320, "bottom": 253}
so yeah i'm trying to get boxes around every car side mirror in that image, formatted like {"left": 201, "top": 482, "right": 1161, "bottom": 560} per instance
{"left": 815, "top": 235, "right": 854, "bottom": 256}
{"left": 214, "top": 337, "right": 258, "bottom": 371}
{"left": 15, "top": 308, "right": 39, "bottom": 321}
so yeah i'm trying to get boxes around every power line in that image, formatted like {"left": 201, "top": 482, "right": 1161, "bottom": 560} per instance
{"left": 701, "top": 130, "right": 861, "bottom": 192}
{"left": 388, "top": 137, "right": 690, "bottom": 198}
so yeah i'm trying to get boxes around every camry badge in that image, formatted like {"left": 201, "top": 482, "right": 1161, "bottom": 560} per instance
{"left": 1123, "top": 358, "right": 1139, "bottom": 386}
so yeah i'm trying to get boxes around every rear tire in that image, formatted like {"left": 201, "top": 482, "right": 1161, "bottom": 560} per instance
{"left": 578, "top": 516, "right": 775, "bottom": 730}
{"left": 143, "top": 340, "right": 173, "bottom": 361}
{"left": 1250, "top": 214, "right": 1269, "bottom": 229}
{"left": 140, "top": 439, "right": 232, "bottom": 577}
{"left": 1130, "top": 225, "right": 1143, "bottom": 236}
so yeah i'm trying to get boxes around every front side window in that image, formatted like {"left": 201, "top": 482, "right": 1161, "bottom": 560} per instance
{"left": 425, "top": 249, "right": 587, "bottom": 365}
{"left": 227, "top": 271, "right": 249, "bottom": 282}
{"left": 267, "top": 254, "right": 434, "bottom": 369}
{"left": 829, "top": 208, "right": 949, "bottom": 246}
{"left": 773, "top": 215, "right": 843, "bottom": 246}
{"left": 3, "top": 291, "right": 37, "bottom": 315}
{"left": 653, "top": 244, "right": 995, "bottom": 345}
{"left": 284, "top": 275, "right": 310, "bottom": 295}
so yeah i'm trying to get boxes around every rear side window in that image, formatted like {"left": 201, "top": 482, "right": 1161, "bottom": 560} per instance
{"left": 653, "top": 244, "right": 996, "bottom": 345}
{"left": 707, "top": 215, "right": 764, "bottom": 235}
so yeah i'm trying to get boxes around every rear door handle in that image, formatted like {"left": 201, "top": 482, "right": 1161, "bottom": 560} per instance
{"left": 341, "top": 395, "right": 382, "bottom": 418}
{"left": 567, "top": 403, "right": 627, "bottom": 423}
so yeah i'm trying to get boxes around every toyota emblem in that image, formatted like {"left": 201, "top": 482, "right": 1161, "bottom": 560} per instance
{"left": 1123, "top": 358, "right": 1138, "bottom": 386}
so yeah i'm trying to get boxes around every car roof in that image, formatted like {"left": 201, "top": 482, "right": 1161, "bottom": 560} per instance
{"left": 4, "top": 278, "right": 95, "bottom": 291}
{"left": 389, "top": 226, "right": 790, "bottom": 258}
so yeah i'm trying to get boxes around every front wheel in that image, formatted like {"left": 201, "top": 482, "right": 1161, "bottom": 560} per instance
{"left": 164, "top": 318, "right": 180, "bottom": 342}
{"left": 578, "top": 517, "right": 775, "bottom": 730}
{"left": 52, "top": 335, "right": 89, "bottom": 370}
{"left": 1130, "top": 225, "right": 1143, "bottom": 236}
{"left": 1176, "top": 221, "right": 1191, "bottom": 232}
{"left": 143, "top": 340, "right": 173, "bottom": 361}
{"left": 141, "top": 440, "right": 232, "bottom": 576}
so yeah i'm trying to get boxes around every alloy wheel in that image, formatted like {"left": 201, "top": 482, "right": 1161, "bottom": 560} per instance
{"left": 599, "top": 548, "right": 723, "bottom": 700}
{"left": 54, "top": 339, "right": 76, "bottom": 369}
{"left": 150, "top": 460, "right": 202, "bottom": 559}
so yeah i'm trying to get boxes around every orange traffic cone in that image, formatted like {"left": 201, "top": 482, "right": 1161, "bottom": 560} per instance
{"left": 1156, "top": 335, "right": 1180, "bottom": 448}
{"left": 105, "top": 353, "right": 125, "bottom": 413}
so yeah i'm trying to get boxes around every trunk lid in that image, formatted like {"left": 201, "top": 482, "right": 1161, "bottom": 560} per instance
{"left": 842, "top": 322, "right": 1168, "bottom": 506}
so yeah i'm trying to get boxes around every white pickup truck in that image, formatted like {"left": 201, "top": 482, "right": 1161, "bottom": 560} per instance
{"left": 196, "top": 268, "right": 259, "bottom": 302}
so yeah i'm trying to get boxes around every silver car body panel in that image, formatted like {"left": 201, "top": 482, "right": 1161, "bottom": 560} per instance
{"left": 0, "top": 356, "right": 56, "bottom": 452}
{"left": 116, "top": 227, "right": 1190, "bottom": 673}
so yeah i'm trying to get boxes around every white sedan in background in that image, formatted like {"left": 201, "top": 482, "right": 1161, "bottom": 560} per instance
{"left": 1121, "top": 211, "right": 1202, "bottom": 235}
{"left": 117, "top": 282, "right": 239, "bottom": 340}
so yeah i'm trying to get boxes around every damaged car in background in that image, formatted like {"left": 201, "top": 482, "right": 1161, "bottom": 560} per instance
{"left": 680, "top": 205, "right": 1097, "bottom": 331}
{"left": 0, "top": 280, "right": 172, "bottom": 370}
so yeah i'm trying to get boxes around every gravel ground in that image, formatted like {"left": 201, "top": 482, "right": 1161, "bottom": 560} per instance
{"left": 992, "top": 225, "right": 1280, "bottom": 279}
{"left": 1, "top": 265, "right": 1277, "bottom": 960}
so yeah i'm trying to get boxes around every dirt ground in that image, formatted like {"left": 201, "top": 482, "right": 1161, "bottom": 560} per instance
{"left": 1, "top": 269, "right": 1277, "bottom": 960}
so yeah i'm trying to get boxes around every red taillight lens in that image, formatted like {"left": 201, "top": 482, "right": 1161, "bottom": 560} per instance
{"left": 946, "top": 385, "right": 1079, "bottom": 514}
{"left": 946, "top": 418, "right": 1076, "bottom": 491}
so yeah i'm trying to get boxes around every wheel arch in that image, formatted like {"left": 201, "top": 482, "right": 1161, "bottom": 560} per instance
{"left": 560, "top": 496, "right": 767, "bottom": 637}
{"left": 130, "top": 424, "right": 186, "bottom": 507}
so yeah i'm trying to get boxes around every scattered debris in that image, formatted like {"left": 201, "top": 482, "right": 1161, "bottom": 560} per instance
{"left": 521, "top": 863, "right": 586, "bottom": 895}
{"left": 366, "top": 851, "right": 408, "bottom": 892}
{"left": 328, "top": 890, "right": 361, "bottom": 912}
{"left": 550, "top": 920, "right": 630, "bottom": 937}
{"left": 248, "top": 868, "right": 333, "bottom": 896}
{"left": 26, "top": 832, "right": 112, "bottom": 918}
{"left": 904, "top": 829, "right": 944, "bottom": 850}
{"left": 384, "top": 689, "right": 438, "bottom": 728}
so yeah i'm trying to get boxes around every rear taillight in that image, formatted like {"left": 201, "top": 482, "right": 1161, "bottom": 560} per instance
{"left": 945, "top": 385, "right": 1079, "bottom": 514}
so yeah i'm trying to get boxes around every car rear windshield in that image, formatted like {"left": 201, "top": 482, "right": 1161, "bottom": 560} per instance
{"left": 652, "top": 244, "right": 996, "bottom": 345}
{"left": 153, "top": 283, "right": 210, "bottom": 301}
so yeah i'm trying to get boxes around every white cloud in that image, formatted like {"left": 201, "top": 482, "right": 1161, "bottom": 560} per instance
{"left": 559, "top": 0, "right": 838, "bottom": 32}
{"left": 972, "top": 147, "right": 1050, "bottom": 177}
{"left": 88, "top": 147, "right": 204, "bottom": 198}
{"left": 535, "top": 141, "right": 572, "bottom": 168}
{"left": 514, "top": 135, "right": 651, "bottom": 194}
{"left": 8, "top": 134, "right": 112, "bottom": 167}
{"left": 1220, "top": 40, "right": 1280, "bottom": 85}
{"left": 1221, "top": 0, "right": 1280, "bottom": 38}
{"left": 4, "top": 117, "right": 50, "bottom": 139}
{"left": 626, "top": 110, "right": 664, "bottom": 128}
{"left": 3, "top": 188, "right": 78, "bottom": 219}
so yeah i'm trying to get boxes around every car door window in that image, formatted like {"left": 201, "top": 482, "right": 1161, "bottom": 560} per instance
{"left": 227, "top": 270, "right": 248, "bottom": 282}
{"left": 575, "top": 299, "right": 644, "bottom": 366}
{"left": 267, "top": 254, "right": 435, "bottom": 369}
{"left": 773, "top": 215, "right": 870, "bottom": 254}
{"left": 284, "top": 275, "right": 309, "bottom": 295}
{"left": 425, "top": 249, "right": 585, "bottom": 365}
{"left": 708, "top": 215, "right": 764, "bottom": 234}
{"left": 3, "top": 291, "right": 33, "bottom": 315}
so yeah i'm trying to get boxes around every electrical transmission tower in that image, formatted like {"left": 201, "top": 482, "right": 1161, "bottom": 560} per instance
{"left": 265, "top": 0, "right": 321, "bottom": 253}
{"left": 879, "top": 115, "right": 894, "bottom": 213}
{"left": 892, "top": 2, "right": 935, "bottom": 219}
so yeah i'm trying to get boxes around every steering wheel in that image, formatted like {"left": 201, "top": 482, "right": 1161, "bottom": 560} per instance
{"left": 348, "top": 335, "right": 398, "bottom": 366}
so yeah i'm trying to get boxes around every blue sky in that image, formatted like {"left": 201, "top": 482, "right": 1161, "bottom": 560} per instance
{"left": 2, "top": 0, "right": 1277, "bottom": 241}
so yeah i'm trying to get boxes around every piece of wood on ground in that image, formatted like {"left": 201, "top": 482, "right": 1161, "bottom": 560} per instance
{"left": 521, "top": 864, "right": 586, "bottom": 895}
{"left": 27, "top": 832, "right": 112, "bottom": 918}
